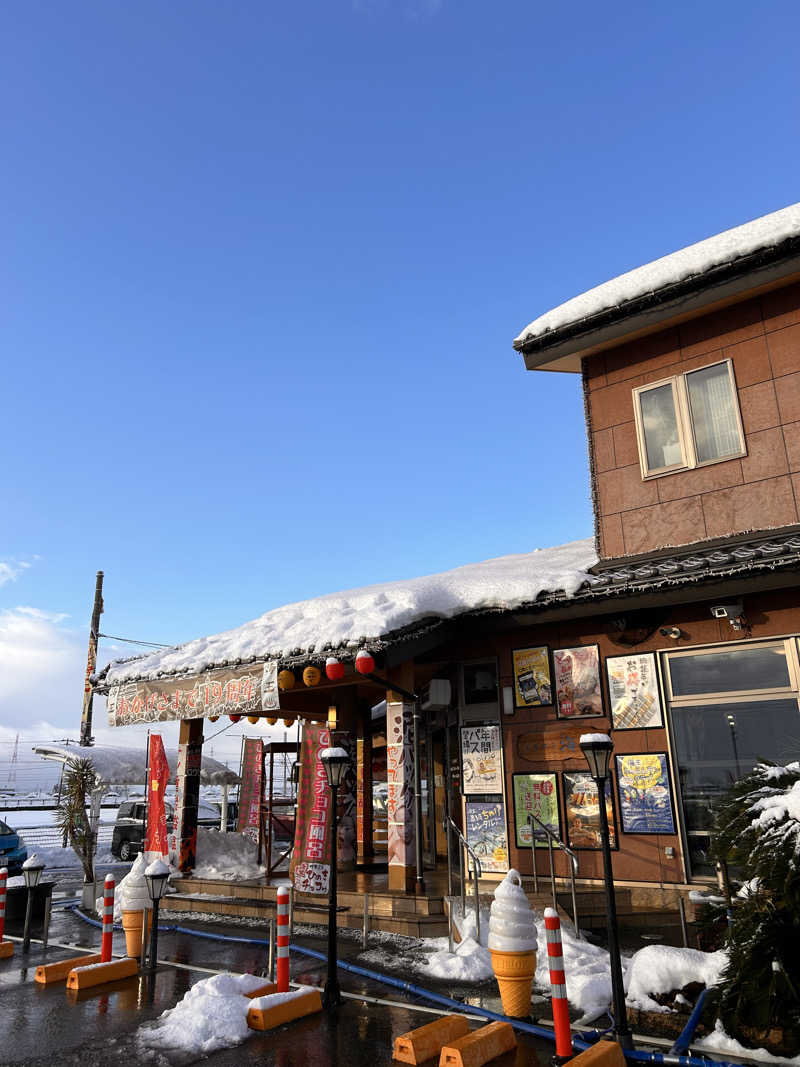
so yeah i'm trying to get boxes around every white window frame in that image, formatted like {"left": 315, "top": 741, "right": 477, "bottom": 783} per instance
{"left": 632, "top": 358, "right": 746, "bottom": 479}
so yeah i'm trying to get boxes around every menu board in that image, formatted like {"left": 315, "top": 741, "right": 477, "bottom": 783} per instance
{"left": 512, "top": 773, "right": 560, "bottom": 847}
{"left": 464, "top": 800, "right": 509, "bottom": 874}
{"left": 615, "top": 753, "right": 676, "bottom": 834}
{"left": 562, "top": 771, "right": 617, "bottom": 850}
{"left": 512, "top": 646, "right": 552, "bottom": 707}
{"left": 460, "top": 724, "right": 503, "bottom": 795}
{"left": 553, "top": 646, "right": 603, "bottom": 719}
{"left": 607, "top": 653, "right": 663, "bottom": 729}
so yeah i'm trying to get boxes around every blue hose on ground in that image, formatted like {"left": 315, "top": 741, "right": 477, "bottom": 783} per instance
{"left": 671, "top": 989, "right": 709, "bottom": 1055}
{"left": 67, "top": 907, "right": 730, "bottom": 1067}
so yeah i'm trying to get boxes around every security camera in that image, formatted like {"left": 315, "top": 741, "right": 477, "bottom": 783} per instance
{"left": 710, "top": 601, "right": 743, "bottom": 620}
{"left": 659, "top": 626, "right": 683, "bottom": 640}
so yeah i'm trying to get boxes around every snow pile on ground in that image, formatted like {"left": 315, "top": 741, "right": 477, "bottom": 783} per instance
{"left": 696, "top": 1021, "right": 800, "bottom": 1065}
{"left": 105, "top": 539, "right": 597, "bottom": 684}
{"left": 422, "top": 936, "right": 493, "bottom": 982}
{"left": 625, "top": 945, "right": 728, "bottom": 1013}
{"left": 514, "top": 202, "right": 800, "bottom": 344}
{"left": 17, "top": 840, "right": 117, "bottom": 871}
{"left": 138, "top": 972, "right": 268, "bottom": 1056}
{"left": 192, "top": 828, "right": 265, "bottom": 880}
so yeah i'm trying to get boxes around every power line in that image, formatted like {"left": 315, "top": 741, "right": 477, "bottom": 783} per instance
{"left": 99, "top": 633, "right": 172, "bottom": 648}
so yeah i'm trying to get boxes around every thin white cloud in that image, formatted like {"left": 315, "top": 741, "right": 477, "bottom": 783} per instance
{"left": 0, "top": 560, "right": 32, "bottom": 588}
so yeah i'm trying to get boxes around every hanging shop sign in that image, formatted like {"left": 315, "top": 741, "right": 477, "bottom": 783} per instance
{"left": 615, "top": 753, "right": 676, "bottom": 834}
{"left": 606, "top": 653, "right": 663, "bottom": 730}
{"left": 516, "top": 723, "right": 586, "bottom": 763}
{"left": 511, "top": 773, "right": 560, "bottom": 847}
{"left": 237, "top": 738, "right": 264, "bottom": 844}
{"left": 553, "top": 645, "right": 604, "bottom": 719}
{"left": 562, "top": 771, "right": 617, "bottom": 850}
{"left": 290, "top": 722, "right": 332, "bottom": 895}
{"left": 464, "top": 799, "right": 509, "bottom": 874}
{"left": 107, "top": 660, "right": 281, "bottom": 726}
{"left": 460, "top": 724, "right": 503, "bottom": 795}
{"left": 511, "top": 647, "right": 552, "bottom": 707}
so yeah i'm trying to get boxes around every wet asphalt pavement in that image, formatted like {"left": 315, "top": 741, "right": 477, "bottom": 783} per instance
{"left": 1, "top": 905, "right": 553, "bottom": 1067}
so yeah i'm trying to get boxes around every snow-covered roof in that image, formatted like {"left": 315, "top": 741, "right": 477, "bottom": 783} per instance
{"left": 515, "top": 202, "right": 800, "bottom": 348}
{"left": 104, "top": 538, "right": 598, "bottom": 685}
{"left": 33, "top": 743, "right": 239, "bottom": 786}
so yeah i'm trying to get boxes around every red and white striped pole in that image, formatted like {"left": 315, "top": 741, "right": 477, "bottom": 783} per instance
{"left": 0, "top": 868, "right": 7, "bottom": 942}
{"left": 544, "top": 907, "right": 573, "bottom": 1064}
{"left": 276, "top": 886, "right": 290, "bottom": 993}
{"left": 101, "top": 874, "right": 115, "bottom": 963}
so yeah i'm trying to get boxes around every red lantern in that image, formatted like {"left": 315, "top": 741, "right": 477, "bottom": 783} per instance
{"left": 355, "top": 649, "right": 375, "bottom": 675}
{"left": 325, "top": 656, "right": 345, "bottom": 681}
{"left": 229, "top": 714, "right": 242, "bottom": 723}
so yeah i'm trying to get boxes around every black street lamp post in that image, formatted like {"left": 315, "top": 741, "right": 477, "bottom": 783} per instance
{"left": 22, "top": 857, "right": 45, "bottom": 953}
{"left": 320, "top": 746, "right": 349, "bottom": 1012}
{"left": 144, "top": 859, "right": 171, "bottom": 974}
{"left": 579, "top": 733, "right": 633, "bottom": 1051}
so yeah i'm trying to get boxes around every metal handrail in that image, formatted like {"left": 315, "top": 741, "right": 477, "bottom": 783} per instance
{"left": 445, "top": 815, "right": 482, "bottom": 948}
{"left": 527, "top": 814, "right": 580, "bottom": 937}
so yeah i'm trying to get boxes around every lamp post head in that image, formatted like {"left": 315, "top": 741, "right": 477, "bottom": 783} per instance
{"left": 319, "top": 747, "right": 349, "bottom": 788}
{"left": 21, "top": 856, "right": 45, "bottom": 890}
{"left": 144, "top": 858, "right": 171, "bottom": 902}
{"left": 580, "top": 733, "right": 614, "bottom": 781}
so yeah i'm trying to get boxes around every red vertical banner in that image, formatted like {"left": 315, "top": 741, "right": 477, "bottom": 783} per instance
{"left": 290, "top": 722, "right": 331, "bottom": 895}
{"left": 145, "top": 734, "right": 170, "bottom": 856}
{"left": 237, "top": 738, "right": 264, "bottom": 844}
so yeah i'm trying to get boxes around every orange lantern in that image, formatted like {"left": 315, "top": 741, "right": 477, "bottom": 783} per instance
{"left": 208, "top": 716, "right": 220, "bottom": 723}
{"left": 303, "top": 665, "right": 321, "bottom": 687}
{"left": 267, "top": 717, "right": 279, "bottom": 726}
{"left": 278, "top": 670, "right": 295, "bottom": 691}
{"left": 282, "top": 718, "right": 294, "bottom": 727}
{"left": 247, "top": 715, "right": 260, "bottom": 724}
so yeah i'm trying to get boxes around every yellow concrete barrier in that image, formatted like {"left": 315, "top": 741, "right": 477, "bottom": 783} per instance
{"left": 245, "top": 982, "right": 277, "bottom": 999}
{"left": 0, "top": 941, "right": 13, "bottom": 959}
{"left": 246, "top": 988, "right": 322, "bottom": 1031}
{"left": 566, "top": 1041, "right": 625, "bottom": 1067}
{"left": 35, "top": 953, "right": 103, "bottom": 985}
{"left": 394, "top": 1015, "right": 470, "bottom": 1063}
{"left": 439, "top": 1021, "right": 516, "bottom": 1067}
{"left": 65, "top": 956, "right": 139, "bottom": 990}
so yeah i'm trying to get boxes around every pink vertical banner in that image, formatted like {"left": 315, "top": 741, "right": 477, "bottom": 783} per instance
{"left": 290, "top": 723, "right": 332, "bottom": 895}
{"left": 386, "top": 702, "right": 415, "bottom": 869}
{"left": 237, "top": 738, "right": 264, "bottom": 844}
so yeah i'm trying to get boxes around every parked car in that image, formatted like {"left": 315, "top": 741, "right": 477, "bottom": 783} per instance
{"left": 111, "top": 799, "right": 221, "bottom": 860}
{"left": 0, "top": 819, "right": 28, "bottom": 874}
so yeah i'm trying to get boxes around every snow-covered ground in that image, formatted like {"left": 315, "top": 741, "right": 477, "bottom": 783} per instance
{"left": 192, "top": 828, "right": 265, "bottom": 880}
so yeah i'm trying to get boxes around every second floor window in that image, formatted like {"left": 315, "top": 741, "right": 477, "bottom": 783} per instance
{"left": 633, "top": 359, "right": 745, "bottom": 478}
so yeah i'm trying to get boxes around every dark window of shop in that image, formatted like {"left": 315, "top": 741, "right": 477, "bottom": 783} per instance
{"left": 665, "top": 640, "right": 800, "bottom": 879}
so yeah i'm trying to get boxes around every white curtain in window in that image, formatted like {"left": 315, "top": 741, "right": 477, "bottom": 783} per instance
{"left": 687, "top": 364, "right": 740, "bottom": 463}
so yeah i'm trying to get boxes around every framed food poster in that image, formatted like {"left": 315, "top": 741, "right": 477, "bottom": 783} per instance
{"left": 562, "top": 771, "right": 617, "bottom": 850}
{"left": 460, "top": 724, "right": 503, "bottom": 795}
{"left": 553, "top": 645, "right": 603, "bottom": 719}
{"left": 512, "top": 773, "right": 560, "bottom": 847}
{"left": 464, "top": 799, "right": 509, "bottom": 873}
{"left": 615, "top": 753, "right": 676, "bottom": 834}
{"left": 512, "top": 646, "right": 552, "bottom": 707}
{"left": 606, "top": 653, "right": 663, "bottom": 729}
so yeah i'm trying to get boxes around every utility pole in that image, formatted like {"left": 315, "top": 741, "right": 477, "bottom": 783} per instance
{"left": 79, "top": 571, "right": 104, "bottom": 747}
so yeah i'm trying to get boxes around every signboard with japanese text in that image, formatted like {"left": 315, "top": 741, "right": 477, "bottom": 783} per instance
{"left": 237, "top": 738, "right": 264, "bottom": 844}
{"left": 615, "top": 753, "right": 676, "bottom": 834}
{"left": 464, "top": 800, "right": 509, "bottom": 874}
{"left": 460, "top": 724, "right": 502, "bottom": 795}
{"left": 553, "top": 646, "right": 603, "bottom": 719}
{"left": 107, "top": 660, "right": 280, "bottom": 726}
{"left": 607, "top": 653, "right": 663, "bottom": 729}
{"left": 511, "top": 647, "right": 552, "bottom": 707}
{"left": 563, "top": 771, "right": 617, "bottom": 850}
{"left": 511, "top": 773, "right": 560, "bottom": 847}
{"left": 290, "top": 722, "right": 332, "bottom": 895}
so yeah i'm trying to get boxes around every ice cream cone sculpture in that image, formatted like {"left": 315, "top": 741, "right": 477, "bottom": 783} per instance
{"left": 488, "top": 869, "right": 538, "bottom": 1018}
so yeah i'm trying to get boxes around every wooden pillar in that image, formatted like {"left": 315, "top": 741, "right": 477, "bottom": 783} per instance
{"left": 174, "top": 717, "right": 203, "bottom": 873}
{"left": 356, "top": 704, "right": 374, "bottom": 863}
{"left": 386, "top": 661, "right": 416, "bottom": 893}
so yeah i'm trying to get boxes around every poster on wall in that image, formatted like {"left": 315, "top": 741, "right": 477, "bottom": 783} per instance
{"left": 562, "top": 771, "right": 617, "bottom": 849}
{"left": 607, "top": 653, "right": 663, "bottom": 729}
{"left": 460, "top": 724, "right": 503, "bottom": 795}
{"left": 615, "top": 753, "right": 676, "bottom": 834}
{"left": 464, "top": 800, "right": 509, "bottom": 873}
{"left": 512, "top": 647, "right": 552, "bottom": 707}
{"left": 512, "top": 773, "right": 560, "bottom": 847}
{"left": 554, "top": 645, "right": 603, "bottom": 719}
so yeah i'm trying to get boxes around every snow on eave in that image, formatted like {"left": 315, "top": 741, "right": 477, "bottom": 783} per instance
{"left": 103, "top": 538, "right": 598, "bottom": 685}
{"left": 514, "top": 202, "right": 800, "bottom": 349}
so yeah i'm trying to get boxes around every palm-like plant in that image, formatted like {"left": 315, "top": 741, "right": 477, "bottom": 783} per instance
{"left": 54, "top": 758, "right": 97, "bottom": 884}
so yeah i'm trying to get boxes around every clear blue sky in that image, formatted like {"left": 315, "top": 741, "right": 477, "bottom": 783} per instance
{"left": 1, "top": 0, "right": 799, "bottom": 751}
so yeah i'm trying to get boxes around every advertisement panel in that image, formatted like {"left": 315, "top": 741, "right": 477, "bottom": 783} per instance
{"left": 464, "top": 800, "right": 509, "bottom": 874}
{"left": 607, "top": 653, "right": 663, "bottom": 729}
{"left": 562, "top": 771, "right": 617, "bottom": 850}
{"left": 290, "top": 722, "right": 332, "bottom": 895}
{"left": 460, "top": 724, "right": 503, "bottom": 795}
{"left": 615, "top": 753, "right": 676, "bottom": 834}
{"left": 511, "top": 773, "right": 560, "bottom": 847}
{"left": 553, "top": 646, "right": 603, "bottom": 719}
{"left": 511, "top": 647, "right": 552, "bottom": 707}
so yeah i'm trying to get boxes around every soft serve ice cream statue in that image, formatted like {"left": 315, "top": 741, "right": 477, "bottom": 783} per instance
{"left": 488, "top": 869, "right": 538, "bottom": 1017}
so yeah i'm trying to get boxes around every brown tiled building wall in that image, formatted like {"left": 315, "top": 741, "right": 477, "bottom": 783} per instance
{"left": 585, "top": 279, "right": 800, "bottom": 559}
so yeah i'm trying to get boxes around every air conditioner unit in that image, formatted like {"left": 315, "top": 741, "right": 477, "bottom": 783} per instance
{"left": 420, "top": 679, "right": 451, "bottom": 712}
